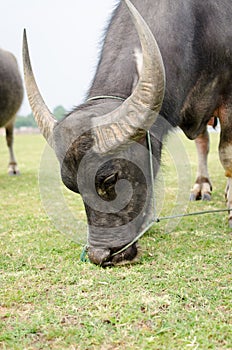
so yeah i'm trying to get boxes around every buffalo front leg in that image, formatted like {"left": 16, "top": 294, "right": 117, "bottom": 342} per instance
{"left": 190, "top": 129, "right": 212, "bottom": 201}
{"left": 218, "top": 103, "right": 232, "bottom": 227}
{"left": 5, "top": 120, "right": 20, "bottom": 175}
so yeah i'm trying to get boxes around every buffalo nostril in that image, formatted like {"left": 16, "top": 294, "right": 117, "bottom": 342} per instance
{"left": 87, "top": 247, "right": 111, "bottom": 266}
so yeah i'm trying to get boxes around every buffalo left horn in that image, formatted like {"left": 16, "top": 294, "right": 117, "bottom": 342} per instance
{"left": 23, "top": 29, "right": 57, "bottom": 148}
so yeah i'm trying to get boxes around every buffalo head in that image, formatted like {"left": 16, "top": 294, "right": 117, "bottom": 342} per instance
{"left": 23, "top": 0, "right": 165, "bottom": 266}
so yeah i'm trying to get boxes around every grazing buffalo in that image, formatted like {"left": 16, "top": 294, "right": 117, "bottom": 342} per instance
{"left": 0, "top": 48, "right": 23, "bottom": 174}
{"left": 23, "top": 0, "right": 232, "bottom": 266}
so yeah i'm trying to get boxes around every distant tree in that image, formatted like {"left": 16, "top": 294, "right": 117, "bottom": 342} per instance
{"left": 53, "top": 105, "right": 66, "bottom": 120}
{"left": 14, "top": 105, "right": 66, "bottom": 128}
{"left": 15, "top": 113, "right": 37, "bottom": 128}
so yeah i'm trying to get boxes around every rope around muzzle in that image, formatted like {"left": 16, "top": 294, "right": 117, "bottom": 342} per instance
{"left": 80, "top": 96, "right": 232, "bottom": 263}
{"left": 81, "top": 207, "right": 232, "bottom": 263}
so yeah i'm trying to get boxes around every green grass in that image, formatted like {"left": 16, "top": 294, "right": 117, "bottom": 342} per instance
{"left": 0, "top": 133, "right": 231, "bottom": 349}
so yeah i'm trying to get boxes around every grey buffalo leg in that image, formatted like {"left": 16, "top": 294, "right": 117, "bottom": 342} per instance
{"left": 190, "top": 129, "right": 212, "bottom": 201}
{"left": 218, "top": 103, "right": 232, "bottom": 227}
{"left": 5, "top": 119, "right": 20, "bottom": 175}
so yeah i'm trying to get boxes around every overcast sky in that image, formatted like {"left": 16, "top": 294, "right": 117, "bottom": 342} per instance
{"left": 0, "top": 0, "right": 118, "bottom": 115}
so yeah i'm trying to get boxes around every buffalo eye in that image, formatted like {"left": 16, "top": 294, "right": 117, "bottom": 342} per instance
{"left": 103, "top": 173, "right": 118, "bottom": 188}
{"left": 96, "top": 173, "right": 118, "bottom": 199}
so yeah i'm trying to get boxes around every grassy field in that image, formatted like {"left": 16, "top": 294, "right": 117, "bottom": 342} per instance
{"left": 0, "top": 132, "right": 231, "bottom": 349}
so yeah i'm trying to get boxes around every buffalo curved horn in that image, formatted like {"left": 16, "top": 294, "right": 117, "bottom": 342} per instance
{"left": 92, "top": 0, "right": 166, "bottom": 154}
{"left": 23, "top": 29, "right": 57, "bottom": 148}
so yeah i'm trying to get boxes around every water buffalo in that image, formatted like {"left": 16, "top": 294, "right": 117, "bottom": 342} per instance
{"left": 0, "top": 48, "right": 23, "bottom": 174}
{"left": 23, "top": 0, "right": 232, "bottom": 266}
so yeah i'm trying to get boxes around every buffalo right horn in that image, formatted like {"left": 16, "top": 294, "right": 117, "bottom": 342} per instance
{"left": 23, "top": 29, "right": 57, "bottom": 148}
{"left": 91, "top": 0, "right": 166, "bottom": 154}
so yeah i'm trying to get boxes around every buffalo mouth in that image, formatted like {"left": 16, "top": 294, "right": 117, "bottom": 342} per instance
{"left": 87, "top": 243, "right": 138, "bottom": 267}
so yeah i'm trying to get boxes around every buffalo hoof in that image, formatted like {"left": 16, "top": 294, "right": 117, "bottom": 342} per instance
{"left": 228, "top": 218, "right": 232, "bottom": 229}
{"left": 8, "top": 169, "right": 20, "bottom": 176}
{"left": 190, "top": 193, "right": 211, "bottom": 201}
{"left": 202, "top": 193, "right": 211, "bottom": 201}
{"left": 8, "top": 163, "right": 20, "bottom": 176}
{"left": 190, "top": 193, "right": 198, "bottom": 201}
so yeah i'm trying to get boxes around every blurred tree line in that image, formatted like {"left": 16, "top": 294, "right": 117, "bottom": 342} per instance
{"left": 15, "top": 105, "right": 66, "bottom": 128}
